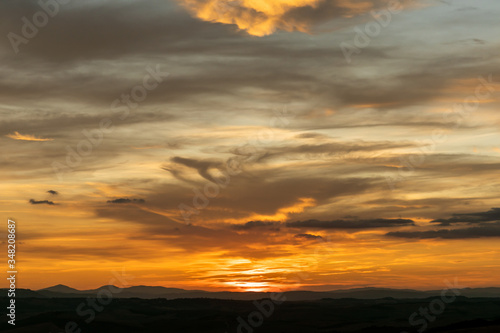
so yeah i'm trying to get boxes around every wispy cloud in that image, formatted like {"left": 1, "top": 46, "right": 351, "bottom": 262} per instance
{"left": 287, "top": 218, "right": 415, "bottom": 229}
{"left": 6, "top": 131, "right": 54, "bottom": 142}
{"left": 386, "top": 222, "right": 500, "bottom": 239}
{"left": 295, "top": 233, "right": 323, "bottom": 240}
{"left": 107, "top": 198, "right": 146, "bottom": 204}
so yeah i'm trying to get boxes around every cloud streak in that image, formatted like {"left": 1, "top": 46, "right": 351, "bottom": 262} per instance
{"left": 387, "top": 223, "right": 500, "bottom": 239}
{"left": 287, "top": 218, "right": 415, "bottom": 229}
{"left": 107, "top": 198, "right": 146, "bottom": 204}
{"left": 431, "top": 208, "right": 500, "bottom": 226}
{"left": 29, "top": 199, "right": 56, "bottom": 205}
{"left": 6, "top": 131, "right": 54, "bottom": 142}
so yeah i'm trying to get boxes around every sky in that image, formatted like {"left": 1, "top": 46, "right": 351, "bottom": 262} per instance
{"left": 1, "top": 0, "right": 500, "bottom": 292}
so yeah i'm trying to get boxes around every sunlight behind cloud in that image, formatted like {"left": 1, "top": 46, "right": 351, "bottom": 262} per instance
{"left": 178, "top": 0, "right": 323, "bottom": 36}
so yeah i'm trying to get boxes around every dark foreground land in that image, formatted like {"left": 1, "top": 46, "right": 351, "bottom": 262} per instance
{"left": 2, "top": 297, "right": 500, "bottom": 333}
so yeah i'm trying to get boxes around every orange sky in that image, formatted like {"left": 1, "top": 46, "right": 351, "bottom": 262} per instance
{"left": 1, "top": 0, "right": 500, "bottom": 292}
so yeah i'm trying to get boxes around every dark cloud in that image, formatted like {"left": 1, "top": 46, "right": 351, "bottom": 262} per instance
{"left": 47, "top": 190, "right": 58, "bottom": 195}
{"left": 230, "top": 218, "right": 415, "bottom": 232}
{"left": 232, "top": 221, "right": 280, "bottom": 230}
{"left": 280, "top": 0, "right": 412, "bottom": 35}
{"left": 0, "top": 0, "right": 233, "bottom": 63}
{"left": 29, "top": 199, "right": 55, "bottom": 205}
{"left": 294, "top": 233, "right": 323, "bottom": 240}
{"left": 0, "top": 0, "right": 497, "bottom": 127}
{"left": 386, "top": 222, "right": 500, "bottom": 239}
{"left": 107, "top": 198, "right": 145, "bottom": 204}
{"left": 287, "top": 218, "right": 415, "bottom": 229}
{"left": 386, "top": 208, "right": 500, "bottom": 239}
{"left": 431, "top": 208, "right": 500, "bottom": 226}
{"left": 168, "top": 156, "right": 224, "bottom": 183}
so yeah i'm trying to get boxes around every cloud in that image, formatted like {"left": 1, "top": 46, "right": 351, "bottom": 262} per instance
{"left": 29, "top": 199, "right": 55, "bottom": 205}
{"left": 6, "top": 131, "right": 54, "bottom": 142}
{"left": 168, "top": 156, "right": 225, "bottom": 183}
{"left": 294, "top": 233, "right": 323, "bottom": 240}
{"left": 232, "top": 221, "right": 280, "bottom": 230}
{"left": 387, "top": 208, "right": 500, "bottom": 239}
{"left": 0, "top": 0, "right": 231, "bottom": 64}
{"left": 177, "top": 0, "right": 404, "bottom": 36}
{"left": 178, "top": 0, "right": 320, "bottom": 36}
{"left": 287, "top": 218, "right": 415, "bottom": 229}
{"left": 107, "top": 198, "right": 146, "bottom": 204}
{"left": 386, "top": 222, "right": 500, "bottom": 239}
{"left": 47, "top": 190, "right": 58, "bottom": 195}
{"left": 431, "top": 208, "right": 500, "bottom": 226}
{"left": 230, "top": 218, "right": 414, "bottom": 231}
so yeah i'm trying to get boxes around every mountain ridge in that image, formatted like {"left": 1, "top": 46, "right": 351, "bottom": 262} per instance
{"left": 3, "top": 285, "right": 499, "bottom": 301}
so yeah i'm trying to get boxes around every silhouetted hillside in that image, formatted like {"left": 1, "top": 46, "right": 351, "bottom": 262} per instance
{"left": 1, "top": 297, "right": 500, "bottom": 332}
{"left": 5, "top": 285, "right": 500, "bottom": 300}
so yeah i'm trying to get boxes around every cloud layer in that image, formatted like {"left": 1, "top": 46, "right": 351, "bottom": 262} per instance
{"left": 2, "top": 0, "right": 500, "bottom": 291}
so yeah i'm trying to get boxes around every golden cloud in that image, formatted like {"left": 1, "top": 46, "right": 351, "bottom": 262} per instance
{"left": 6, "top": 131, "right": 54, "bottom": 142}
{"left": 178, "top": 0, "right": 409, "bottom": 36}
{"left": 178, "top": 0, "right": 324, "bottom": 36}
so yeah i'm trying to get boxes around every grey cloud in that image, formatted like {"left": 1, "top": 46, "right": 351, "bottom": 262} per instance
{"left": 282, "top": 0, "right": 407, "bottom": 28}
{"left": 287, "top": 218, "right": 415, "bottom": 229}
{"left": 386, "top": 222, "right": 500, "bottom": 239}
{"left": 168, "top": 156, "right": 224, "bottom": 183}
{"left": 431, "top": 208, "right": 500, "bottom": 226}
{"left": 0, "top": 0, "right": 232, "bottom": 63}
{"left": 232, "top": 221, "right": 280, "bottom": 231}
{"left": 29, "top": 199, "right": 55, "bottom": 205}
{"left": 294, "top": 233, "right": 323, "bottom": 240}
{"left": 1, "top": 0, "right": 496, "bottom": 112}
{"left": 0, "top": 110, "right": 175, "bottom": 138}
{"left": 230, "top": 218, "right": 415, "bottom": 231}
{"left": 107, "top": 198, "right": 145, "bottom": 204}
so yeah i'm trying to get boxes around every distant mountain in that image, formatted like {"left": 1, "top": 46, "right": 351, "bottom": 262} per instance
{"left": 459, "top": 287, "right": 500, "bottom": 298}
{"left": 6, "top": 288, "right": 45, "bottom": 298}
{"left": 39, "top": 284, "right": 82, "bottom": 293}
{"left": 4, "top": 285, "right": 500, "bottom": 300}
{"left": 84, "top": 285, "right": 202, "bottom": 295}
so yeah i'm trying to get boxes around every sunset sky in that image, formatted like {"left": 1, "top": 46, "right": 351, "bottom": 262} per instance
{"left": 1, "top": 0, "right": 500, "bottom": 292}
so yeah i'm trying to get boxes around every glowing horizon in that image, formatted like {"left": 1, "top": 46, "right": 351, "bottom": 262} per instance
{"left": 1, "top": 0, "right": 500, "bottom": 293}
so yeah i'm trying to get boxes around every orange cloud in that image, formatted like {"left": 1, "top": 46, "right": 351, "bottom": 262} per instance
{"left": 6, "top": 131, "right": 54, "bottom": 142}
{"left": 178, "top": 0, "right": 324, "bottom": 36}
{"left": 178, "top": 0, "right": 416, "bottom": 36}
{"left": 228, "top": 197, "right": 316, "bottom": 223}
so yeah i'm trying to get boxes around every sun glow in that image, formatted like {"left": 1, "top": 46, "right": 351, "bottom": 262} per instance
{"left": 223, "top": 281, "right": 274, "bottom": 292}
